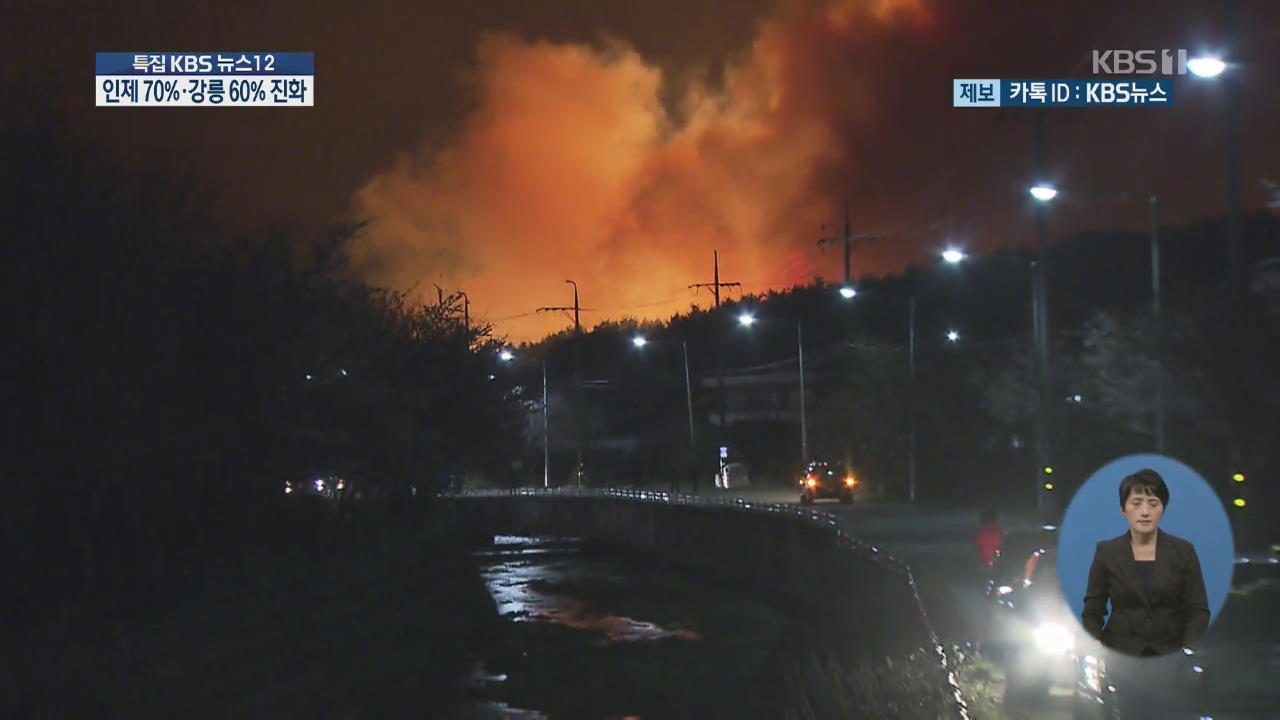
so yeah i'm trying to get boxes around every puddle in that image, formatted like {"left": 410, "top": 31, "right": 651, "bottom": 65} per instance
{"left": 477, "top": 536, "right": 702, "bottom": 645}
{"left": 462, "top": 533, "right": 805, "bottom": 718}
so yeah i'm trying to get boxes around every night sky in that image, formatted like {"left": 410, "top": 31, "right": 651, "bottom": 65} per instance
{"left": 7, "top": 0, "right": 1278, "bottom": 341}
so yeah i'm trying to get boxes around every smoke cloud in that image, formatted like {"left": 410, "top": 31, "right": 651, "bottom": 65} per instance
{"left": 349, "top": 0, "right": 936, "bottom": 341}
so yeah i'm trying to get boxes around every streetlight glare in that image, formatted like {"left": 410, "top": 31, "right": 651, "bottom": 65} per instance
{"left": 1029, "top": 185, "right": 1058, "bottom": 202}
{"left": 738, "top": 312, "right": 756, "bottom": 327}
{"left": 632, "top": 335, "right": 648, "bottom": 348}
{"left": 839, "top": 285, "right": 857, "bottom": 299}
{"left": 499, "top": 349, "right": 515, "bottom": 362}
{"left": 1187, "top": 56, "right": 1226, "bottom": 78}
{"left": 941, "top": 248, "right": 966, "bottom": 264}
{"left": 946, "top": 329, "right": 960, "bottom": 342}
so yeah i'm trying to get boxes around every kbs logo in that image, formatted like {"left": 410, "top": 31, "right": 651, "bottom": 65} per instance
{"left": 1092, "top": 49, "right": 1188, "bottom": 75}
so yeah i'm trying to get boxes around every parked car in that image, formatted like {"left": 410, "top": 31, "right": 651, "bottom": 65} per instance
{"left": 798, "top": 460, "right": 860, "bottom": 504}
{"left": 981, "top": 527, "right": 1078, "bottom": 709}
{"left": 1070, "top": 551, "right": 1280, "bottom": 719}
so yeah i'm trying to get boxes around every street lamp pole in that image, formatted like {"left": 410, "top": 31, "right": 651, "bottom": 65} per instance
{"left": 908, "top": 296, "right": 917, "bottom": 503}
{"left": 1150, "top": 195, "right": 1165, "bottom": 453}
{"left": 1032, "top": 113, "right": 1054, "bottom": 523}
{"left": 682, "top": 340, "right": 696, "bottom": 492}
{"left": 798, "top": 323, "right": 808, "bottom": 464}
{"left": 542, "top": 358, "right": 550, "bottom": 489}
{"left": 1224, "top": 0, "right": 1243, "bottom": 296}
{"left": 566, "top": 280, "right": 583, "bottom": 488}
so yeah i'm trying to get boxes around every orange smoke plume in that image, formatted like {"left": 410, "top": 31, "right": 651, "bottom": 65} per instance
{"left": 348, "top": 0, "right": 935, "bottom": 342}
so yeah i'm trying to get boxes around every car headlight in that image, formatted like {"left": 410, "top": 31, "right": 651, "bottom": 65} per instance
{"left": 1082, "top": 654, "right": 1102, "bottom": 694}
{"left": 995, "top": 585, "right": 1013, "bottom": 595}
{"left": 1032, "top": 621, "right": 1075, "bottom": 655}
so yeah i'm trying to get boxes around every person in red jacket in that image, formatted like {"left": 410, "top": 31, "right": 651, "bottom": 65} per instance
{"left": 975, "top": 509, "right": 1005, "bottom": 571}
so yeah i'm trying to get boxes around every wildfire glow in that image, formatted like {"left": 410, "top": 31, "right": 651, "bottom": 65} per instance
{"left": 348, "top": 0, "right": 935, "bottom": 341}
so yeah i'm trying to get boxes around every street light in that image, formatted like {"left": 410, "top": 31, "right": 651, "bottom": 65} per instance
{"left": 839, "top": 285, "right": 858, "bottom": 299}
{"left": 1030, "top": 184, "right": 1059, "bottom": 202}
{"left": 1188, "top": 55, "right": 1226, "bottom": 78}
{"left": 738, "top": 311, "right": 756, "bottom": 327}
{"left": 629, "top": 334, "right": 698, "bottom": 493}
{"left": 499, "top": 349, "right": 515, "bottom": 362}
{"left": 1028, "top": 179, "right": 1057, "bottom": 522}
{"left": 907, "top": 249, "right": 969, "bottom": 503}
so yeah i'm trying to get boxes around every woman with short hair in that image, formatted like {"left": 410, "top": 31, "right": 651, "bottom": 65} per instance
{"left": 1081, "top": 469, "right": 1210, "bottom": 657}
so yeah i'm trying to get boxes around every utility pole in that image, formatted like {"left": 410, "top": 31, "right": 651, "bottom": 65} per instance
{"left": 689, "top": 250, "right": 742, "bottom": 428}
{"left": 1150, "top": 196, "right": 1165, "bottom": 453}
{"left": 818, "top": 201, "right": 875, "bottom": 288}
{"left": 537, "top": 281, "right": 584, "bottom": 487}
{"left": 689, "top": 250, "right": 741, "bottom": 309}
{"left": 690, "top": 251, "right": 741, "bottom": 490}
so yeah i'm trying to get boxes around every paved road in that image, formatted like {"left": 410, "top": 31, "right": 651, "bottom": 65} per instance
{"left": 679, "top": 488, "right": 1073, "bottom": 719}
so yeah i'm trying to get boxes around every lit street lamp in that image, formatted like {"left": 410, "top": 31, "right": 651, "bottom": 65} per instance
{"left": 737, "top": 311, "right": 756, "bottom": 327}
{"left": 1187, "top": 55, "right": 1226, "bottom": 78}
{"left": 839, "top": 285, "right": 858, "bottom": 299}
{"left": 1029, "top": 174, "right": 1056, "bottom": 522}
{"left": 495, "top": 348, "right": 550, "bottom": 488}
{"left": 907, "top": 248, "right": 969, "bottom": 503}
{"left": 1030, "top": 184, "right": 1059, "bottom": 202}
{"left": 629, "top": 334, "right": 696, "bottom": 492}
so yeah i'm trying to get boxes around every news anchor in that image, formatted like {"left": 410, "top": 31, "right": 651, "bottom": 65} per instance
{"left": 1081, "top": 469, "right": 1210, "bottom": 657}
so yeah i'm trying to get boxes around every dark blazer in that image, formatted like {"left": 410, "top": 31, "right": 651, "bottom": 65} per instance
{"left": 1082, "top": 530, "right": 1210, "bottom": 656}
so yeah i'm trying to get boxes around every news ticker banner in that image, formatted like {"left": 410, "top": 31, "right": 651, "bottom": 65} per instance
{"left": 95, "top": 53, "right": 314, "bottom": 107}
{"left": 953, "top": 79, "right": 1175, "bottom": 107}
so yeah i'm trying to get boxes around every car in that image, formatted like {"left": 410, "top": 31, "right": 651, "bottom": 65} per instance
{"left": 980, "top": 527, "right": 1081, "bottom": 710}
{"left": 1070, "top": 550, "right": 1280, "bottom": 720}
{"left": 798, "top": 460, "right": 860, "bottom": 504}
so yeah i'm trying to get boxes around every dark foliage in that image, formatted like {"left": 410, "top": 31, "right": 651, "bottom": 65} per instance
{"left": 0, "top": 114, "right": 526, "bottom": 631}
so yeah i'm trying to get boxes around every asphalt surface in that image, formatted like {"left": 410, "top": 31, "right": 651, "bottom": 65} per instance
{"left": 682, "top": 488, "right": 1074, "bottom": 719}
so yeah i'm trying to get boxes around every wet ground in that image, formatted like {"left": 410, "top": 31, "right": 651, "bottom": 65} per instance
{"left": 453, "top": 535, "right": 822, "bottom": 719}
{"left": 450, "top": 492, "right": 1080, "bottom": 718}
